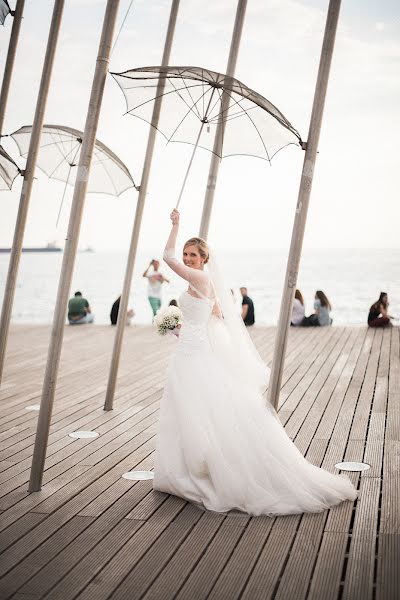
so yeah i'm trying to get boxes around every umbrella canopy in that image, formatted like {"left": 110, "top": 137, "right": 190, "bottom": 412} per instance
{"left": 0, "top": 144, "right": 20, "bottom": 190}
{"left": 112, "top": 66, "right": 303, "bottom": 162}
{"left": 10, "top": 124, "right": 136, "bottom": 196}
{"left": 0, "top": 0, "right": 11, "bottom": 26}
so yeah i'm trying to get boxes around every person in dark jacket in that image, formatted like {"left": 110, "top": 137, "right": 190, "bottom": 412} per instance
{"left": 240, "top": 287, "right": 255, "bottom": 327}
{"left": 110, "top": 296, "right": 134, "bottom": 326}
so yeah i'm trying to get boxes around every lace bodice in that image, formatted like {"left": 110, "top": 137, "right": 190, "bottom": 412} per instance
{"left": 177, "top": 291, "right": 213, "bottom": 355}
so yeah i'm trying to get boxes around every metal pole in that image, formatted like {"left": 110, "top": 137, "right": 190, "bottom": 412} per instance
{"left": 29, "top": 0, "right": 120, "bottom": 492}
{"left": 199, "top": 0, "right": 247, "bottom": 239}
{"left": 0, "top": 0, "right": 25, "bottom": 135}
{"left": 104, "top": 0, "right": 180, "bottom": 411}
{"left": 267, "top": 0, "right": 342, "bottom": 410}
{"left": 0, "top": 0, "right": 64, "bottom": 386}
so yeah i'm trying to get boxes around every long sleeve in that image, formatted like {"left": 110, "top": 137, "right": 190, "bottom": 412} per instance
{"left": 163, "top": 247, "right": 211, "bottom": 296}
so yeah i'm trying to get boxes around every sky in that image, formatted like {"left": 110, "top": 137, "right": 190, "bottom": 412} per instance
{"left": 0, "top": 0, "right": 399, "bottom": 254}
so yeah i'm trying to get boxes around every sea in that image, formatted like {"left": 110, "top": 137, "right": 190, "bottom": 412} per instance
{"left": 1, "top": 248, "right": 399, "bottom": 327}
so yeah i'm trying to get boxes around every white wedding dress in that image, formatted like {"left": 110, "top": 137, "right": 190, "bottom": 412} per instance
{"left": 153, "top": 250, "right": 357, "bottom": 516}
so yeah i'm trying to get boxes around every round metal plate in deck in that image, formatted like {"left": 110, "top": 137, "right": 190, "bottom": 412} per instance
{"left": 25, "top": 405, "right": 40, "bottom": 411}
{"left": 69, "top": 430, "right": 99, "bottom": 439}
{"left": 335, "top": 461, "right": 370, "bottom": 472}
{"left": 122, "top": 470, "right": 154, "bottom": 481}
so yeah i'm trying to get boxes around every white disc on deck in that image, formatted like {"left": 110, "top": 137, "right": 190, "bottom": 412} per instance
{"left": 122, "top": 470, "right": 154, "bottom": 481}
{"left": 335, "top": 461, "right": 370, "bottom": 472}
{"left": 69, "top": 430, "right": 99, "bottom": 439}
{"left": 25, "top": 405, "right": 40, "bottom": 411}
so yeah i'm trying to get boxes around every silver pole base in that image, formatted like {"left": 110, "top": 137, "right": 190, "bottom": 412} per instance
{"left": 69, "top": 430, "right": 99, "bottom": 439}
{"left": 335, "top": 461, "right": 370, "bottom": 472}
{"left": 122, "top": 470, "right": 154, "bottom": 481}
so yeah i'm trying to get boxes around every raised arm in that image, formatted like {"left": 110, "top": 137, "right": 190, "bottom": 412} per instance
{"left": 164, "top": 209, "right": 210, "bottom": 294}
{"left": 143, "top": 260, "right": 153, "bottom": 278}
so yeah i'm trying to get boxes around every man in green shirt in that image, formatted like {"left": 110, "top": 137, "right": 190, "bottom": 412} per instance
{"left": 68, "top": 291, "right": 94, "bottom": 325}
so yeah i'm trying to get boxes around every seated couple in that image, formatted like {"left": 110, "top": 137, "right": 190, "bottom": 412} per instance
{"left": 291, "top": 289, "right": 332, "bottom": 327}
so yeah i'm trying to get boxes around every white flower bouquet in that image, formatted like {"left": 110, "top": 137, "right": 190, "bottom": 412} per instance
{"left": 154, "top": 305, "right": 182, "bottom": 336}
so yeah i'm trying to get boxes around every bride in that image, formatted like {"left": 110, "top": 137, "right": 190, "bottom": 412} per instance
{"left": 153, "top": 209, "right": 357, "bottom": 516}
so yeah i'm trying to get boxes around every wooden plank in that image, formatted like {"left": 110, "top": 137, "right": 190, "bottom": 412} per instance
{"left": 205, "top": 516, "right": 274, "bottom": 600}
{"left": 175, "top": 514, "right": 249, "bottom": 600}
{"left": 62, "top": 496, "right": 186, "bottom": 600}
{"left": 110, "top": 503, "right": 204, "bottom": 599}
{"left": 293, "top": 328, "right": 358, "bottom": 454}
{"left": 1, "top": 324, "right": 397, "bottom": 600}
{"left": 11, "top": 480, "right": 156, "bottom": 598}
{"left": 307, "top": 532, "right": 348, "bottom": 600}
{"left": 376, "top": 534, "right": 400, "bottom": 600}
{"left": 342, "top": 477, "right": 380, "bottom": 600}
{"left": 241, "top": 516, "right": 299, "bottom": 600}
{"left": 0, "top": 440, "right": 155, "bottom": 572}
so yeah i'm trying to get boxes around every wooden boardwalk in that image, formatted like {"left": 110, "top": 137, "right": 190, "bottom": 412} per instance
{"left": 0, "top": 324, "right": 398, "bottom": 600}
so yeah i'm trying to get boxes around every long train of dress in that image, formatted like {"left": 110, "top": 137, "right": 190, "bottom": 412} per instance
{"left": 153, "top": 291, "right": 357, "bottom": 516}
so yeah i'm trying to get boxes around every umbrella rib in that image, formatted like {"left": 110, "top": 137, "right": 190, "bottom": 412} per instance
{"left": 125, "top": 83, "right": 204, "bottom": 114}
{"left": 55, "top": 143, "right": 81, "bottom": 227}
{"left": 208, "top": 89, "right": 253, "bottom": 123}
{"left": 214, "top": 87, "right": 300, "bottom": 140}
{"left": 16, "top": 134, "right": 74, "bottom": 158}
{"left": 47, "top": 142, "right": 81, "bottom": 179}
{"left": 202, "top": 77, "right": 205, "bottom": 119}
{"left": 167, "top": 86, "right": 213, "bottom": 142}
{"left": 94, "top": 149, "right": 119, "bottom": 196}
{"left": 168, "top": 79, "right": 204, "bottom": 121}
{"left": 215, "top": 103, "right": 258, "bottom": 122}
{"left": 0, "top": 163, "right": 12, "bottom": 188}
{"left": 179, "top": 77, "right": 202, "bottom": 120}
{"left": 17, "top": 137, "right": 73, "bottom": 154}
{"left": 238, "top": 108, "right": 271, "bottom": 162}
{"left": 175, "top": 86, "right": 217, "bottom": 208}
{"left": 206, "top": 86, "right": 225, "bottom": 121}
{"left": 47, "top": 131, "right": 75, "bottom": 164}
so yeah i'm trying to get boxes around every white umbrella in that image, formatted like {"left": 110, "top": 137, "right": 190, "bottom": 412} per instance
{"left": 0, "top": 144, "right": 20, "bottom": 190}
{"left": 11, "top": 124, "right": 136, "bottom": 196}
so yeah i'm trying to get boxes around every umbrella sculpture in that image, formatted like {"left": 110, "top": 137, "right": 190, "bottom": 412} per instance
{"left": 102, "top": 64, "right": 303, "bottom": 411}
{"left": 0, "top": 0, "right": 12, "bottom": 26}
{"left": 0, "top": 144, "right": 20, "bottom": 189}
{"left": 11, "top": 124, "right": 136, "bottom": 195}
{"left": 112, "top": 66, "right": 302, "bottom": 159}
{"left": 10, "top": 124, "right": 137, "bottom": 222}
{"left": 111, "top": 66, "right": 303, "bottom": 205}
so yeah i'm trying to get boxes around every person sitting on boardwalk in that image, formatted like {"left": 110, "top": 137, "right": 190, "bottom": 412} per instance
{"left": 110, "top": 296, "right": 135, "bottom": 326}
{"left": 291, "top": 289, "right": 305, "bottom": 326}
{"left": 143, "top": 259, "right": 169, "bottom": 317}
{"left": 68, "top": 291, "right": 94, "bottom": 325}
{"left": 303, "top": 290, "right": 332, "bottom": 326}
{"left": 240, "top": 287, "right": 255, "bottom": 326}
{"left": 368, "top": 292, "right": 392, "bottom": 328}
{"left": 314, "top": 290, "right": 332, "bottom": 326}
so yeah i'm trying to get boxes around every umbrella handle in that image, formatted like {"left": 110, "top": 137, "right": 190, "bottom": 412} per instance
{"left": 175, "top": 86, "right": 217, "bottom": 209}
{"left": 175, "top": 120, "right": 205, "bottom": 209}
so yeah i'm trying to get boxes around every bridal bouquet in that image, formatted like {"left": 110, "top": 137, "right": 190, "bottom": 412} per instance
{"left": 154, "top": 306, "right": 182, "bottom": 336}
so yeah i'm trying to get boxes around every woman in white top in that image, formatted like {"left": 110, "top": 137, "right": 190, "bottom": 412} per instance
{"left": 314, "top": 290, "right": 332, "bottom": 326}
{"left": 291, "top": 289, "right": 305, "bottom": 326}
{"left": 153, "top": 209, "right": 356, "bottom": 516}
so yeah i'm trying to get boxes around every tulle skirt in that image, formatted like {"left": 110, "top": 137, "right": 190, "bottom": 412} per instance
{"left": 153, "top": 340, "right": 357, "bottom": 516}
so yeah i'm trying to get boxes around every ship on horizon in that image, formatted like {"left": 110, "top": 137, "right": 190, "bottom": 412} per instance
{"left": 0, "top": 242, "right": 62, "bottom": 253}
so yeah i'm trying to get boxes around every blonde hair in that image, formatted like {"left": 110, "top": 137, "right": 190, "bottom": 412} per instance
{"left": 183, "top": 237, "right": 209, "bottom": 264}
